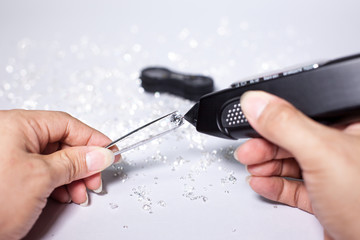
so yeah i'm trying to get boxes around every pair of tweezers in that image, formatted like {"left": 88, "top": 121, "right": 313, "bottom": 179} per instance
{"left": 105, "top": 111, "right": 184, "bottom": 156}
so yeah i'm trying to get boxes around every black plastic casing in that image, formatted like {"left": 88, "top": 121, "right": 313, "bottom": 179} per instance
{"left": 140, "top": 67, "right": 214, "bottom": 101}
{"left": 189, "top": 54, "right": 360, "bottom": 139}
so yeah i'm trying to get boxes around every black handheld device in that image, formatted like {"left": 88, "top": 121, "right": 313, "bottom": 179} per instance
{"left": 184, "top": 53, "right": 360, "bottom": 139}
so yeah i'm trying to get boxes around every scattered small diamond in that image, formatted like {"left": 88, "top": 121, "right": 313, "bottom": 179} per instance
{"left": 109, "top": 203, "right": 119, "bottom": 209}
{"left": 157, "top": 200, "right": 166, "bottom": 207}
{"left": 143, "top": 204, "right": 151, "bottom": 211}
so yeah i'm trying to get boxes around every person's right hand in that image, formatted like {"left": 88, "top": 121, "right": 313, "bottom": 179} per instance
{"left": 233, "top": 91, "right": 360, "bottom": 240}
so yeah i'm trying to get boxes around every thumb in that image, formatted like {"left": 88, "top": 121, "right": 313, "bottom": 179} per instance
{"left": 43, "top": 146, "right": 114, "bottom": 187}
{"left": 240, "top": 90, "right": 336, "bottom": 166}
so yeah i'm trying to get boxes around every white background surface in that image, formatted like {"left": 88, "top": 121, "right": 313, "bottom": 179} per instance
{"left": 1, "top": 1, "right": 360, "bottom": 239}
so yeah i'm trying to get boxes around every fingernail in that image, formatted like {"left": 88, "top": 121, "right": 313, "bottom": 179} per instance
{"left": 245, "top": 175, "right": 252, "bottom": 185}
{"left": 93, "top": 180, "right": 103, "bottom": 194}
{"left": 245, "top": 165, "right": 249, "bottom": 174}
{"left": 80, "top": 192, "right": 89, "bottom": 207}
{"left": 115, "top": 153, "right": 122, "bottom": 163}
{"left": 86, "top": 147, "right": 115, "bottom": 173}
{"left": 240, "top": 91, "right": 272, "bottom": 120}
{"left": 233, "top": 148, "right": 239, "bottom": 161}
{"left": 108, "top": 146, "right": 122, "bottom": 163}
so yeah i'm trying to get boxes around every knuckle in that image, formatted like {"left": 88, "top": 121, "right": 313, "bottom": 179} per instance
{"left": 260, "top": 103, "right": 297, "bottom": 130}
{"left": 55, "top": 110, "right": 72, "bottom": 120}
{"left": 292, "top": 183, "right": 302, "bottom": 207}
{"left": 273, "top": 160, "right": 283, "bottom": 176}
{"left": 276, "top": 180, "right": 303, "bottom": 208}
{"left": 275, "top": 179, "right": 285, "bottom": 202}
{"left": 59, "top": 151, "right": 84, "bottom": 183}
{"left": 275, "top": 179, "right": 303, "bottom": 208}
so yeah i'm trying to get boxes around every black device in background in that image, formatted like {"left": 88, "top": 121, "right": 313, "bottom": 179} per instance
{"left": 184, "top": 53, "right": 360, "bottom": 139}
{"left": 140, "top": 67, "right": 214, "bottom": 101}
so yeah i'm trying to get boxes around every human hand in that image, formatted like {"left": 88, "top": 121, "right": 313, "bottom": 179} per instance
{"left": 233, "top": 91, "right": 360, "bottom": 240}
{"left": 0, "top": 110, "right": 118, "bottom": 240}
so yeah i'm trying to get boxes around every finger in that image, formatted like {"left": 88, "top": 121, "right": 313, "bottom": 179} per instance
{"left": 248, "top": 176, "right": 312, "bottom": 213}
{"left": 50, "top": 186, "right": 71, "bottom": 203}
{"left": 42, "top": 146, "right": 114, "bottom": 187}
{"left": 240, "top": 91, "right": 341, "bottom": 169}
{"left": 67, "top": 180, "right": 88, "bottom": 205}
{"left": 84, "top": 173, "right": 103, "bottom": 193}
{"left": 22, "top": 111, "right": 112, "bottom": 151}
{"left": 234, "top": 138, "right": 292, "bottom": 165}
{"left": 247, "top": 159, "right": 302, "bottom": 179}
{"left": 343, "top": 122, "right": 360, "bottom": 136}
{"left": 62, "top": 143, "right": 121, "bottom": 163}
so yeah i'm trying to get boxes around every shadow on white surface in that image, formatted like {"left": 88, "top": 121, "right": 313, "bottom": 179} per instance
{"left": 24, "top": 200, "right": 68, "bottom": 239}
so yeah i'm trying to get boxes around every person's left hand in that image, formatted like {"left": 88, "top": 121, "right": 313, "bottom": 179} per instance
{"left": 0, "top": 110, "right": 118, "bottom": 240}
